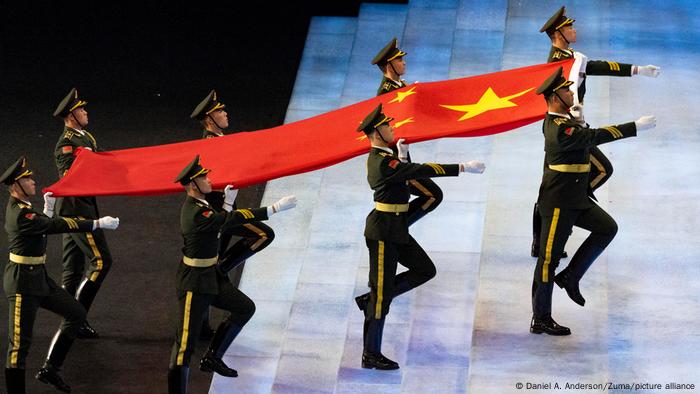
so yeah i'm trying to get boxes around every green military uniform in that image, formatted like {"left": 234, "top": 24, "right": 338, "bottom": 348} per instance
{"left": 531, "top": 7, "right": 634, "bottom": 257}
{"left": 52, "top": 89, "right": 113, "bottom": 338}
{"left": 372, "top": 38, "right": 444, "bottom": 227}
{"left": 2, "top": 157, "right": 90, "bottom": 393}
{"left": 192, "top": 91, "right": 275, "bottom": 274}
{"left": 168, "top": 156, "right": 269, "bottom": 392}
{"left": 377, "top": 76, "right": 407, "bottom": 97}
{"left": 357, "top": 105, "right": 461, "bottom": 369}
{"left": 531, "top": 68, "right": 636, "bottom": 334}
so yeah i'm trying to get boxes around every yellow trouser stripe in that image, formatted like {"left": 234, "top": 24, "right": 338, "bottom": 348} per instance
{"left": 542, "top": 208, "right": 560, "bottom": 282}
{"left": 548, "top": 163, "right": 591, "bottom": 173}
{"left": 375, "top": 241, "right": 385, "bottom": 319}
{"left": 86, "top": 232, "right": 103, "bottom": 282}
{"left": 409, "top": 180, "right": 437, "bottom": 210}
{"left": 243, "top": 223, "right": 268, "bottom": 251}
{"left": 589, "top": 155, "right": 607, "bottom": 189}
{"left": 176, "top": 291, "right": 193, "bottom": 366}
{"left": 10, "top": 294, "right": 22, "bottom": 367}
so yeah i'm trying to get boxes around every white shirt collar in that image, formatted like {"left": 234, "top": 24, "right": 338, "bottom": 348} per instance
{"left": 371, "top": 145, "right": 394, "bottom": 154}
{"left": 548, "top": 111, "right": 570, "bottom": 118}
{"left": 193, "top": 196, "right": 210, "bottom": 206}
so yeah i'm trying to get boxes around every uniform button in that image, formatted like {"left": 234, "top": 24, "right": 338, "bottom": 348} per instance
{"left": 29, "top": 266, "right": 34, "bottom": 271}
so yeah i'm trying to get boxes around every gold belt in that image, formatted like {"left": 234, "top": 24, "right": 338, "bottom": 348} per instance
{"left": 548, "top": 163, "right": 591, "bottom": 173}
{"left": 182, "top": 256, "right": 218, "bottom": 268}
{"left": 375, "top": 202, "right": 409, "bottom": 213}
{"left": 9, "top": 253, "right": 46, "bottom": 265}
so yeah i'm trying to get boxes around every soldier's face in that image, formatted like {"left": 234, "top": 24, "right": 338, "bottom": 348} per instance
{"left": 210, "top": 109, "right": 229, "bottom": 129}
{"left": 557, "top": 87, "right": 574, "bottom": 107}
{"left": 560, "top": 25, "right": 576, "bottom": 43}
{"left": 72, "top": 108, "right": 89, "bottom": 126}
{"left": 376, "top": 124, "right": 395, "bottom": 143}
{"left": 193, "top": 175, "right": 212, "bottom": 194}
{"left": 16, "top": 177, "right": 36, "bottom": 196}
{"left": 390, "top": 57, "right": 406, "bottom": 76}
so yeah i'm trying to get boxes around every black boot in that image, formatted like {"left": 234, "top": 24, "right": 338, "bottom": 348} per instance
{"left": 5, "top": 368, "right": 25, "bottom": 394}
{"left": 36, "top": 365, "right": 71, "bottom": 393}
{"left": 554, "top": 267, "right": 585, "bottom": 306}
{"left": 45, "top": 331, "right": 75, "bottom": 378}
{"left": 530, "top": 316, "right": 571, "bottom": 336}
{"left": 355, "top": 293, "right": 369, "bottom": 311}
{"left": 362, "top": 318, "right": 399, "bottom": 370}
{"left": 200, "top": 354, "right": 238, "bottom": 377}
{"left": 76, "top": 320, "right": 99, "bottom": 339}
{"left": 167, "top": 366, "right": 189, "bottom": 394}
{"left": 199, "top": 319, "right": 242, "bottom": 377}
{"left": 361, "top": 352, "right": 400, "bottom": 370}
{"left": 75, "top": 280, "right": 100, "bottom": 338}
{"left": 556, "top": 243, "right": 606, "bottom": 306}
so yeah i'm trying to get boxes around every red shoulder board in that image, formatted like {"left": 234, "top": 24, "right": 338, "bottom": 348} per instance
{"left": 25, "top": 213, "right": 36, "bottom": 220}
{"left": 201, "top": 210, "right": 213, "bottom": 218}
{"left": 564, "top": 127, "right": 574, "bottom": 136}
{"left": 388, "top": 159, "right": 399, "bottom": 169}
{"left": 62, "top": 146, "right": 73, "bottom": 154}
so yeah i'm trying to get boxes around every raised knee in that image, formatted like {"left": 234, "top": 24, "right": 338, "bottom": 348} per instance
{"left": 243, "top": 299, "right": 256, "bottom": 319}
{"left": 607, "top": 220, "right": 619, "bottom": 238}
{"left": 424, "top": 263, "right": 437, "bottom": 281}
{"left": 432, "top": 187, "right": 444, "bottom": 205}
{"left": 265, "top": 228, "right": 275, "bottom": 243}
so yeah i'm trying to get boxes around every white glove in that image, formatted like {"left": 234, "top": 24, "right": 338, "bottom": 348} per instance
{"left": 569, "top": 104, "right": 585, "bottom": 125}
{"left": 634, "top": 65, "right": 661, "bottom": 78}
{"left": 269, "top": 195, "right": 297, "bottom": 215}
{"left": 634, "top": 115, "right": 657, "bottom": 131}
{"left": 460, "top": 160, "right": 486, "bottom": 174}
{"left": 573, "top": 51, "right": 588, "bottom": 64}
{"left": 94, "top": 216, "right": 120, "bottom": 230}
{"left": 396, "top": 138, "right": 409, "bottom": 163}
{"left": 223, "top": 185, "right": 238, "bottom": 212}
{"left": 43, "top": 192, "right": 56, "bottom": 218}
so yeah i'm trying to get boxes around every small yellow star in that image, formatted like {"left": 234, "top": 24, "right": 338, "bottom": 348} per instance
{"left": 441, "top": 87, "right": 534, "bottom": 121}
{"left": 388, "top": 86, "right": 417, "bottom": 104}
{"left": 394, "top": 117, "right": 414, "bottom": 128}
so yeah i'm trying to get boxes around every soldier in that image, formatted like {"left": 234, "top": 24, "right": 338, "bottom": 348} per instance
{"left": 52, "top": 88, "right": 113, "bottom": 338}
{"left": 355, "top": 39, "right": 449, "bottom": 309}
{"left": 372, "top": 38, "right": 408, "bottom": 97}
{"left": 190, "top": 90, "right": 276, "bottom": 339}
{"left": 530, "top": 67, "right": 656, "bottom": 335}
{"left": 530, "top": 6, "right": 661, "bottom": 257}
{"left": 356, "top": 104, "right": 485, "bottom": 369}
{"left": 1, "top": 157, "right": 119, "bottom": 393}
{"left": 168, "top": 155, "right": 296, "bottom": 393}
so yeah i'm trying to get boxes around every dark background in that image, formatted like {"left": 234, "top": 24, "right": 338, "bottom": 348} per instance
{"left": 0, "top": 1, "right": 402, "bottom": 392}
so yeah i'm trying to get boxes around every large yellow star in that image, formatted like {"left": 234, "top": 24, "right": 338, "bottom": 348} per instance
{"left": 388, "top": 86, "right": 417, "bottom": 104}
{"left": 393, "top": 117, "right": 414, "bottom": 128}
{"left": 440, "top": 87, "right": 533, "bottom": 121}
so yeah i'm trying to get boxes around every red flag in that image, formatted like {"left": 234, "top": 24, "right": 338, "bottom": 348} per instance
{"left": 45, "top": 59, "right": 573, "bottom": 197}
